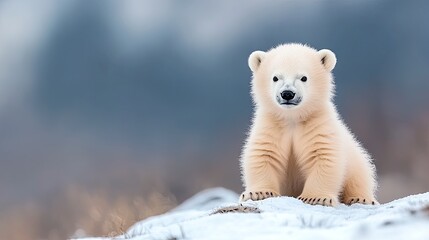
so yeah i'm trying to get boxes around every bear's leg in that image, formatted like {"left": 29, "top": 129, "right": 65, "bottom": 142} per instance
{"left": 342, "top": 153, "right": 378, "bottom": 205}
{"left": 240, "top": 156, "right": 284, "bottom": 202}
{"left": 294, "top": 127, "right": 345, "bottom": 206}
{"left": 297, "top": 159, "right": 344, "bottom": 206}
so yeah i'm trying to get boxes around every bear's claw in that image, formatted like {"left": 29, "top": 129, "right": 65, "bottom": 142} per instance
{"left": 297, "top": 195, "right": 336, "bottom": 206}
{"left": 343, "top": 197, "right": 379, "bottom": 205}
{"left": 239, "top": 190, "right": 280, "bottom": 202}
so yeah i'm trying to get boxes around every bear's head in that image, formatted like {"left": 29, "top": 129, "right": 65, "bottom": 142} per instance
{"left": 248, "top": 43, "right": 336, "bottom": 120}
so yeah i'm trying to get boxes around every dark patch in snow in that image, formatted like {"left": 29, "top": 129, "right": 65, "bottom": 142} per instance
{"left": 211, "top": 204, "right": 261, "bottom": 215}
{"left": 422, "top": 205, "right": 429, "bottom": 216}
{"left": 382, "top": 220, "right": 395, "bottom": 226}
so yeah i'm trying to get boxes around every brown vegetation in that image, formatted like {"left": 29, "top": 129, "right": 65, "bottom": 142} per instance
{"left": 0, "top": 184, "right": 177, "bottom": 240}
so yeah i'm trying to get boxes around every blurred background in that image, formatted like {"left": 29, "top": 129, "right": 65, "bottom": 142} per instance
{"left": 1, "top": 0, "right": 428, "bottom": 239}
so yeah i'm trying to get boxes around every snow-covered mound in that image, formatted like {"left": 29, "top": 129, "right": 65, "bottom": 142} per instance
{"left": 79, "top": 188, "right": 429, "bottom": 240}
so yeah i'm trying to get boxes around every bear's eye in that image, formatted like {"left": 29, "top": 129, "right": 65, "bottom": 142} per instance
{"left": 301, "top": 76, "right": 307, "bottom": 82}
{"left": 273, "top": 76, "right": 279, "bottom": 82}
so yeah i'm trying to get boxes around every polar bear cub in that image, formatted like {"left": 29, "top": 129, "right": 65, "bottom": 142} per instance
{"left": 239, "top": 43, "right": 378, "bottom": 206}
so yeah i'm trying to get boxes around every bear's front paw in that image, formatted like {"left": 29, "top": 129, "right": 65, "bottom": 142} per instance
{"left": 239, "top": 190, "right": 280, "bottom": 202}
{"left": 343, "top": 197, "right": 379, "bottom": 205}
{"left": 297, "top": 195, "right": 338, "bottom": 207}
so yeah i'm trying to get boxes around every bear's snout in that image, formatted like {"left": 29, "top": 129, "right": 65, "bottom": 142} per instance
{"left": 281, "top": 90, "right": 296, "bottom": 101}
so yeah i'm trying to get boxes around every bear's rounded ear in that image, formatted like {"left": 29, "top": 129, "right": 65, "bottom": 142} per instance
{"left": 318, "top": 49, "right": 337, "bottom": 72}
{"left": 248, "top": 51, "right": 266, "bottom": 72}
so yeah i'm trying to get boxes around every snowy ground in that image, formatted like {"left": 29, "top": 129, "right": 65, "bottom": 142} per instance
{"left": 77, "top": 188, "right": 429, "bottom": 240}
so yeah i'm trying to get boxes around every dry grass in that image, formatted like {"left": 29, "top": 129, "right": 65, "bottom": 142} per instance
{"left": 0, "top": 185, "right": 177, "bottom": 240}
{"left": 0, "top": 158, "right": 241, "bottom": 240}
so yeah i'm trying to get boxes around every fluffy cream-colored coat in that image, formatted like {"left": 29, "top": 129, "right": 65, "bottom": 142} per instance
{"left": 239, "top": 43, "right": 378, "bottom": 206}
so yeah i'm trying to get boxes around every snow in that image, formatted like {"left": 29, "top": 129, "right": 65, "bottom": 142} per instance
{"left": 76, "top": 188, "right": 429, "bottom": 240}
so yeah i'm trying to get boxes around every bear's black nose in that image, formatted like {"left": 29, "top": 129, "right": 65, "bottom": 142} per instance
{"left": 281, "top": 90, "right": 295, "bottom": 101}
